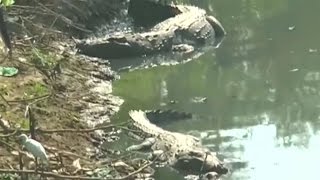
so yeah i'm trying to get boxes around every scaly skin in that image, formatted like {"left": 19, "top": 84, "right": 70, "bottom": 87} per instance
{"left": 77, "top": 1, "right": 226, "bottom": 59}
{"left": 127, "top": 110, "right": 228, "bottom": 176}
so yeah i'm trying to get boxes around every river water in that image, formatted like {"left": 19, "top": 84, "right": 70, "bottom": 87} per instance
{"left": 111, "top": 0, "right": 320, "bottom": 179}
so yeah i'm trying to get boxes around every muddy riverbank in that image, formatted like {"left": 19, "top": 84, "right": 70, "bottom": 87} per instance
{"left": 0, "top": 1, "right": 158, "bottom": 179}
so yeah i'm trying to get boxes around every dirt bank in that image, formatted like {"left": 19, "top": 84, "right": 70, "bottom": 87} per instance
{"left": 0, "top": 1, "right": 154, "bottom": 179}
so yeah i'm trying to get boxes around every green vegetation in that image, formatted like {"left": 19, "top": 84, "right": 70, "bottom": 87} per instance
{"left": 0, "top": 173, "right": 18, "bottom": 180}
{"left": 31, "top": 48, "right": 60, "bottom": 70}
{"left": 24, "top": 81, "right": 49, "bottom": 98}
{"left": 0, "top": 0, "right": 14, "bottom": 7}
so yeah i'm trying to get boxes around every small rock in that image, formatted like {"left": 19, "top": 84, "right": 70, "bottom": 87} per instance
{"left": 169, "top": 100, "right": 178, "bottom": 104}
{"left": 288, "top": 26, "right": 295, "bottom": 31}
{"left": 190, "top": 97, "right": 207, "bottom": 103}
{"left": 0, "top": 116, "right": 10, "bottom": 130}
{"left": 290, "top": 68, "right": 299, "bottom": 72}
{"left": 86, "top": 171, "right": 94, "bottom": 176}
{"left": 308, "top": 48, "right": 318, "bottom": 53}
{"left": 18, "top": 57, "right": 27, "bottom": 62}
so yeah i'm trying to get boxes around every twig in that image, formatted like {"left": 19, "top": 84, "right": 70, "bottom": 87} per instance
{"left": 0, "top": 169, "right": 103, "bottom": 180}
{"left": 0, "top": 93, "right": 10, "bottom": 106}
{"left": 112, "top": 152, "right": 163, "bottom": 180}
{"left": 21, "top": 16, "right": 63, "bottom": 35}
{"left": 0, "top": 122, "right": 129, "bottom": 134}
{"left": 38, "top": 123, "right": 127, "bottom": 133}
{"left": 25, "top": 105, "right": 36, "bottom": 139}
{"left": 33, "top": 0, "right": 92, "bottom": 33}
{"left": 114, "top": 160, "right": 154, "bottom": 180}
{"left": 43, "top": 145, "right": 91, "bottom": 162}
{"left": 199, "top": 151, "right": 209, "bottom": 179}
{"left": 0, "top": 129, "right": 18, "bottom": 137}
{"left": 23, "top": 94, "right": 51, "bottom": 140}
{"left": 0, "top": 139, "right": 17, "bottom": 151}
{"left": 0, "top": 157, "right": 155, "bottom": 180}
{"left": 39, "top": 16, "right": 58, "bottom": 41}
{"left": 6, "top": 94, "right": 51, "bottom": 103}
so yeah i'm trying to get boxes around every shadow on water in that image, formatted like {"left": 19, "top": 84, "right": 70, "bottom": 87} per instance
{"left": 110, "top": 0, "right": 320, "bottom": 179}
{"left": 107, "top": 50, "right": 205, "bottom": 72}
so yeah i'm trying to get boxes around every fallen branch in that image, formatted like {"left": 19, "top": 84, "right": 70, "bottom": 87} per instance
{"left": 33, "top": 0, "right": 92, "bottom": 33}
{"left": 0, "top": 169, "right": 103, "bottom": 180}
{"left": 0, "top": 130, "right": 18, "bottom": 138}
{"left": 0, "top": 93, "right": 10, "bottom": 106}
{"left": 112, "top": 151, "right": 164, "bottom": 180}
{"left": 0, "top": 121, "right": 129, "bottom": 135}
{"left": 0, "top": 159, "right": 155, "bottom": 180}
{"left": 0, "top": 139, "right": 17, "bottom": 151}
{"left": 38, "top": 122, "right": 128, "bottom": 133}
{"left": 6, "top": 94, "right": 51, "bottom": 104}
{"left": 114, "top": 160, "right": 154, "bottom": 180}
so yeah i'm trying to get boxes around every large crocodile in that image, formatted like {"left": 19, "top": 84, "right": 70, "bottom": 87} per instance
{"left": 77, "top": 0, "right": 226, "bottom": 59}
{"left": 126, "top": 110, "right": 228, "bottom": 179}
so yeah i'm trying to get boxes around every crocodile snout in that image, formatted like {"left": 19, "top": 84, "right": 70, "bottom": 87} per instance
{"left": 206, "top": 15, "right": 227, "bottom": 37}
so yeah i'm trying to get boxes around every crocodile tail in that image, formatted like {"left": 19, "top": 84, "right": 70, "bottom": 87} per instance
{"left": 129, "top": 110, "right": 165, "bottom": 136}
{"left": 129, "top": 110, "right": 148, "bottom": 122}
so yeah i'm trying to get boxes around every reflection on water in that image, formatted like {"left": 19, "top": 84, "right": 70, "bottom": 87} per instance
{"left": 112, "top": 0, "right": 320, "bottom": 179}
{"left": 194, "top": 120, "right": 320, "bottom": 180}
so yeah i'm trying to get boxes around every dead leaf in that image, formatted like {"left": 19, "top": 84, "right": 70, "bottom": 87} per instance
{"left": 72, "top": 158, "right": 81, "bottom": 170}
{"left": 0, "top": 116, "right": 10, "bottom": 130}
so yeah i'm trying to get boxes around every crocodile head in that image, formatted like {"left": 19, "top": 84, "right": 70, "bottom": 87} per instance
{"left": 173, "top": 148, "right": 228, "bottom": 175}
{"left": 206, "top": 15, "right": 226, "bottom": 48}
{"left": 206, "top": 15, "right": 226, "bottom": 37}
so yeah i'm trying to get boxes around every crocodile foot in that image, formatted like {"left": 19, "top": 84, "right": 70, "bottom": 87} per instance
{"left": 185, "top": 172, "right": 219, "bottom": 180}
{"left": 201, "top": 172, "right": 219, "bottom": 180}
{"left": 126, "top": 137, "right": 156, "bottom": 151}
{"left": 172, "top": 44, "right": 195, "bottom": 54}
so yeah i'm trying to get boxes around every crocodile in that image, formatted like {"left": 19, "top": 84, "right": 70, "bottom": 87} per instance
{"left": 77, "top": 0, "right": 226, "bottom": 59}
{"left": 126, "top": 110, "right": 228, "bottom": 179}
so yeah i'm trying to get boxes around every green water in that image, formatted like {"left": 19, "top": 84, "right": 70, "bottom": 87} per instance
{"left": 112, "top": 0, "right": 320, "bottom": 179}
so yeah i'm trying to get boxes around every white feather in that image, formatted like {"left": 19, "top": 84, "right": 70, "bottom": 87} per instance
{"left": 18, "top": 134, "right": 49, "bottom": 164}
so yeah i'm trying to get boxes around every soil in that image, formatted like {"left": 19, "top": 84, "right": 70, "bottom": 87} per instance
{"left": 0, "top": 1, "right": 145, "bottom": 179}
{"left": 0, "top": 37, "right": 125, "bottom": 174}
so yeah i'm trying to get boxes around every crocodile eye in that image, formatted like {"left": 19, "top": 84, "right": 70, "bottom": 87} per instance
{"left": 188, "top": 150, "right": 203, "bottom": 157}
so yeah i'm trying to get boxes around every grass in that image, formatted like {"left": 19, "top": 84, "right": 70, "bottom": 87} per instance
{"left": 0, "top": 43, "right": 96, "bottom": 170}
{"left": 24, "top": 81, "right": 49, "bottom": 99}
{"left": 31, "top": 48, "right": 58, "bottom": 70}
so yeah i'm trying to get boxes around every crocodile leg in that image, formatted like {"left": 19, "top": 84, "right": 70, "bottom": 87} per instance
{"left": 200, "top": 172, "right": 219, "bottom": 180}
{"left": 126, "top": 137, "right": 156, "bottom": 151}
